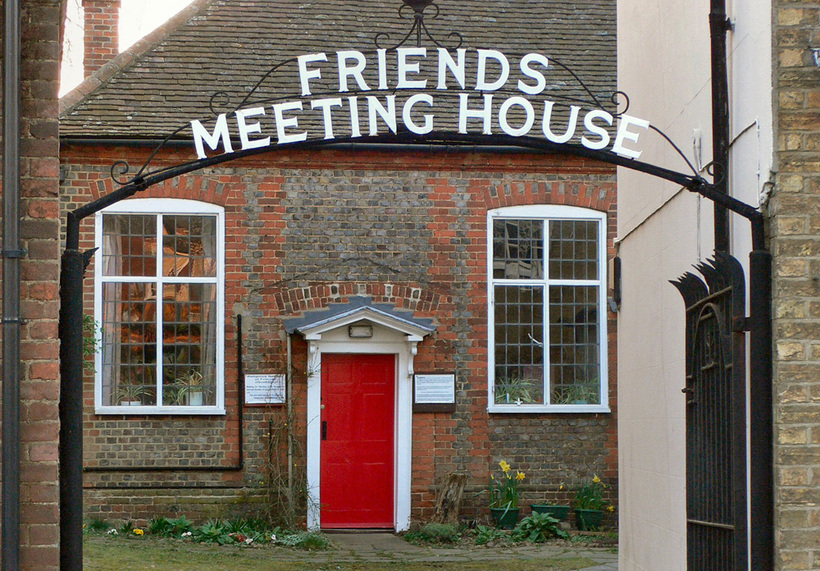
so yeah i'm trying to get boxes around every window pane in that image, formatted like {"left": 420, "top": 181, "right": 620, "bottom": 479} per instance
{"left": 102, "top": 214, "right": 157, "bottom": 277}
{"left": 493, "top": 219, "right": 544, "bottom": 279}
{"left": 494, "top": 285, "right": 545, "bottom": 405}
{"left": 162, "top": 215, "right": 217, "bottom": 277}
{"left": 548, "top": 286, "right": 601, "bottom": 405}
{"left": 161, "top": 283, "right": 217, "bottom": 406}
{"left": 101, "top": 282, "right": 158, "bottom": 406}
{"left": 549, "top": 220, "right": 598, "bottom": 280}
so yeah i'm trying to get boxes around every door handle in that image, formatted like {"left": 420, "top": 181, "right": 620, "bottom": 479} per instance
{"left": 322, "top": 421, "right": 327, "bottom": 440}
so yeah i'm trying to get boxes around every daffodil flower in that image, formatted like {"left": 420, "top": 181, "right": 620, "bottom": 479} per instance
{"left": 499, "top": 460, "right": 511, "bottom": 472}
{"left": 516, "top": 471, "right": 525, "bottom": 481}
{"left": 593, "top": 474, "right": 601, "bottom": 484}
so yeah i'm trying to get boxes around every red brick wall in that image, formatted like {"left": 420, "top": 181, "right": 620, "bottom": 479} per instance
{"left": 61, "top": 144, "right": 618, "bottom": 526}
{"left": 0, "top": 0, "right": 63, "bottom": 568}
{"left": 82, "top": 0, "right": 119, "bottom": 78}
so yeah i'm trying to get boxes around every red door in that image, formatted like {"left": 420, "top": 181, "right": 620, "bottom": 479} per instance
{"left": 320, "top": 353, "right": 395, "bottom": 528}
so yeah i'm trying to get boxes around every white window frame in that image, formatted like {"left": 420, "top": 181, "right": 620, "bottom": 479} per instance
{"left": 487, "top": 205, "right": 609, "bottom": 414}
{"left": 94, "top": 198, "right": 226, "bottom": 415}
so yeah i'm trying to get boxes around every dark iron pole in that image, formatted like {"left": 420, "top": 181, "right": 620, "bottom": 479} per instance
{"left": 2, "top": 0, "right": 23, "bottom": 569}
{"left": 58, "top": 248, "right": 85, "bottom": 571}
{"left": 749, "top": 235, "right": 774, "bottom": 569}
{"left": 710, "top": 0, "right": 731, "bottom": 252}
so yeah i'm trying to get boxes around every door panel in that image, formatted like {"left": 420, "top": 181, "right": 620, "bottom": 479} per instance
{"left": 321, "top": 353, "right": 395, "bottom": 528}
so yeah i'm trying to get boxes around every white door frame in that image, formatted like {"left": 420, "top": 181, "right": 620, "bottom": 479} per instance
{"left": 301, "top": 317, "right": 426, "bottom": 532}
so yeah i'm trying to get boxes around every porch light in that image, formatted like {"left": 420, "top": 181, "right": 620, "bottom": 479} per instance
{"left": 348, "top": 324, "right": 374, "bottom": 338}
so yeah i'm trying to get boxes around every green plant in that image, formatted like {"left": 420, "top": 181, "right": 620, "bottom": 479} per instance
{"left": 86, "top": 516, "right": 111, "bottom": 533}
{"left": 83, "top": 314, "right": 101, "bottom": 373}
{"left": 148, "top": 516, "right": 171, "bottom": 536}
{"left": 115, "top": 383, "right": 152, "bottom": 405}
{"left": 489, "top": 460, "right": 525, "bottom": 509}
{"left": 512, "top": 512, "right": 569, "bottom": 542}
{"left": 196, "top": 519, "right": 232, "bottom": 544}
{"left": 167, "top": 515, "right": 194, "bottom": 537}
{"left": 275, "top": 531, "right": 329, "bottom": 550}
{"left": 473, "top": 525, "right": 510, "bottom": 546}
{"left": 165, "top": 369, "right": 208, "bottom": 406}
{"left": 494, "top": 375, "right": 542, "bottom": 405}
{"left": 403, "top": 523, "right": 460, "bottom": 545}
{"left": 551, "top": 380, "right": 600, "bottom": 405}
{"left": 119, "top": 521, "right": 135, "bottom": 534}
{"left": 574, "top": 474, "right": 611, "bottom": 511}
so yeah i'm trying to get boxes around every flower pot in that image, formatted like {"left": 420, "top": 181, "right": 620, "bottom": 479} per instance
{"left": 531, "top": 504, "right": 570, "bottom": 521}
{"left": 187, "top": 390, "right": 204, "bottom": 406}
{"left": 490, "top": 507, "right": 520, "bottom": 529}
{"left": 574, "top": 508, "right": 605, "bottom": 531}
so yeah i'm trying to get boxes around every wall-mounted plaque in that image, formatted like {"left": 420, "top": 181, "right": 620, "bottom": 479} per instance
{"left": 413, "top": 373, "right": 456, "bottom": 413}
{"left": 245, "top": 374, "right": 286, "bottom": 405}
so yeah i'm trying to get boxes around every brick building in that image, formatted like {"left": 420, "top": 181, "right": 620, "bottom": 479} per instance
{"left": 59, "top": 0, "right": 620, "bottom": 531}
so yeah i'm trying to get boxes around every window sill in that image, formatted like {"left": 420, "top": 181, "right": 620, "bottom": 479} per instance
{"left": 487, "top": 404, "right": 611, "bottom": 414}
{"left": 95, "top": 406, "right": 226, "bottom": 416}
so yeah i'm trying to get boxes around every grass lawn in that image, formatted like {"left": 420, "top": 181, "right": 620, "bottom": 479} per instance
{"left": 83, "top": 535, "right": 606, "bottom": 570}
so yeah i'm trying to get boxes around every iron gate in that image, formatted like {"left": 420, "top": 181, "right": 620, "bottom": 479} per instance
{"left": 672, "top": 252, "right": 748, "bottom": 570}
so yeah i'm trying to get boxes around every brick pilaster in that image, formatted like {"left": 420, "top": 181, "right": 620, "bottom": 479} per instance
{"left": 773, "top": 2, "right": 820, "bottom": 570}
{"left": 0, "top": 0, "right": 63, "bottom": 569}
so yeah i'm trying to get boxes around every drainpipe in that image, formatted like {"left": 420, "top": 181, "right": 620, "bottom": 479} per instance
{"left": 2, "top": 1, "right": 23, "bottom": 570}
{"left": 710, "top": 0, "right": 731, "bottom": 253}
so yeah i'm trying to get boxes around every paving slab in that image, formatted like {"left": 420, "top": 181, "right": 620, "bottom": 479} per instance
{"left": 286, "top": 532, "right": 619, "bottom": 569}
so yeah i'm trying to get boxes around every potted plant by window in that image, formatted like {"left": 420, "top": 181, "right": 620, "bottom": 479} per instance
{"left": 573, "top": 474, "right": 614, "bottom": 530}
{"left": 171, "top": 369, "right": 205, "bottom": 406}
{"left": 115, "top": 382, "right": 151, "bottom": 406}
{"left": 531, "top": 482, "right": 570, "bottom": 521}
{"left": 488, "top": 460, "right": 525, "bottom": 529}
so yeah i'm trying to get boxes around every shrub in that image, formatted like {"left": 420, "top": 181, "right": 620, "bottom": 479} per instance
{"left": 275, "top": 531, "right": 330, "bottom": 550}
{"left": 404, "top": 523, "right": 460, "bottom": 545}
{"left": 473, "top": 525, "right": 510, "bottom": 546}
{"left": 513, "top": 512, "right": 568, "bottom": 542}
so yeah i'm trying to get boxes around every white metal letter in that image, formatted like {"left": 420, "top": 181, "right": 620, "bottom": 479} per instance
{"left": 612, "top": 114, "right": 650, "bottom": 159}
{"left": 191, "top": 114, "right": 233, "bottom": 159}
{"left": 542, "top": 102, "right": 580, "bottom": 144}
{"left": 348, "top": 96, "right": 362, "bottom": 138}
{"left": 437, "top": 48, "right": 466, "bottom": 90}
{"left": 337, "top": 50, "right": 370, "bottom": 92}
{"left": 476, "top": 49, "right": 510, "bottom": 91}
{"left": 397, "top": 47, "right": 428, "bottom": 89}
{"left": 311, "top": 98, "right": 344, "bottom": 140}
{"left": 518, "top": 53, "right": 550, "bottom": 95}
{"left": 498, "top": 96, "right": 535, "bottom": 137}
{"left": 272, "top": 101, "right": 308, "bottom": 144}
{"left": 367, "top": 95, "right": 397, "bottom": 135}
{"left": 235, "top": 107, "right": 271, "bottom": 151}
{"left": 298, "top": 52, "right": 327, "bottom": 96}
{"left": 458, "top": 93, "right": 493, "bottom": 134}
{"left": 403, "top": 93, "right": 434, "bottom": 134}
{"left": 581, "top": 109, "right": 613, "bottom": 150}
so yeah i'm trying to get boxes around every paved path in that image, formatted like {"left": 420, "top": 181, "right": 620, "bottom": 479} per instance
{"left": 291, "top": 532, "right": 618, "bottom": 570}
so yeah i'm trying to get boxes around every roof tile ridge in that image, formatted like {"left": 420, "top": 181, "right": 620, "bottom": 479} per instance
{"left": 60, "top": 0, "right": 216, "bottom": 117}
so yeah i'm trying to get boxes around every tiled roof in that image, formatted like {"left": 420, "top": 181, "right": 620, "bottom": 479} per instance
{"left": 60, "top": 0, "right": 616, "bottom": 140}
{"left": 282, "top": 296, "right": 436, "bottom": 335}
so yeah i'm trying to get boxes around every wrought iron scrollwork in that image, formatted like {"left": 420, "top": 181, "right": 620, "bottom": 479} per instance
{"left": 375, "top": 0, "right": 462, "bottom": 49}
